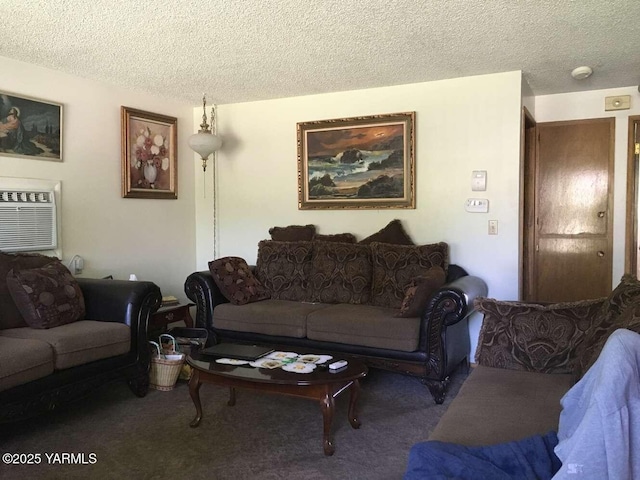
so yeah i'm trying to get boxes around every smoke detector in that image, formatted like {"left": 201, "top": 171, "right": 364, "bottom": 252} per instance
{"left": 571, "top": 66, "right": 593, "bottom": 80}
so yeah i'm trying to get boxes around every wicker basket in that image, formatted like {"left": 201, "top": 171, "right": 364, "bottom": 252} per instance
{"left": 165, "top": 327, "right": 208, "bottom": 380}
{"left": 149, "top": 337, "right": 185, "bottom": 391}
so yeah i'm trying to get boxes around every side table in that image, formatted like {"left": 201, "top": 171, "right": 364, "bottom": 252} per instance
{"left": 149, "top": 303, "right": 195, "bottom": 333}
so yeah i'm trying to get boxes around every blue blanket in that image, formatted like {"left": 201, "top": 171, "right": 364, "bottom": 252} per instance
{"left": 404, "top": 431, "right": 561, "bottom": 480}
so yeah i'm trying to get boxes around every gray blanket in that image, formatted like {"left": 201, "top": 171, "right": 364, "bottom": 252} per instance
{"left": 553, "top": 328, "right": 640, "bottom": 480}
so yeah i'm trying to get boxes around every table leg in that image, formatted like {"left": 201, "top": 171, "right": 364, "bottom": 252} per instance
{"left": 320, "top": 390, "right": 336, "bottom": 456}
{"left": 189, "top": 369, "right": 203, "bottom": 428}
{"left": 348, "top": 379, "right": 361, "bottom": 429}
{"left": 184, "top": 308, "right": 194, "bottom": 328}
{"left": 228, "top": 387, "right": 236, "bottom": 406}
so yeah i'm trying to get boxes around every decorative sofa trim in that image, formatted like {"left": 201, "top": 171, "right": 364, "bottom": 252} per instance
{"left": 185, "top": 264, "right": 487, "bottom": 403}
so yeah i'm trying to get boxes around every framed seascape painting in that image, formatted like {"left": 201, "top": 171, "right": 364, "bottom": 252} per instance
{"left": 121, "top": 106, "right": 178, "bottom": 199}
{"left": 0, "top": 91, "right": 63, "bottom": 161}
{"left": 297, "top": 112, "right": 415, "bottom": 210}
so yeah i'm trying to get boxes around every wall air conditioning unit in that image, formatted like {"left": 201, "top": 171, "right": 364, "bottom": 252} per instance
{"left": 0, "top": 189, "right": 57, "bottom": 252}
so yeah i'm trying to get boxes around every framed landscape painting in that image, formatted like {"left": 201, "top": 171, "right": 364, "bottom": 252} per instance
{"left": 121, "top": 106, "right": 178, "bottom": 199}
{"left": 0, "top": 91, "right": 62, "bottom": 161}
{"left": 297, "top": 112, "right": 415, "bottom": 209}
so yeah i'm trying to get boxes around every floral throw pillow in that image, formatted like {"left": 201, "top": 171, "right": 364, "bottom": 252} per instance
{"left": 255, "top": 240, "right": 313, "bottom": 301}
{"left": 573, "top": 274, "right": 640, "bottom": 377}
{"left": 6, "top": 260, "right": 85, "bottom": 329}
{"left": 307, "top": 241, "right": 372, "bottom": 304}
{"left": 208, "top": 257, "right": 270, "bottom": 306}
{"left": 370, "top": 241, "right": 448, "bottom": 309}
{"left": 575, "top": 296, "right": 640, "bottom": 378}
{"left": 396, "top": 267, "right": 446, "bottom": 318}
{"left": 0, "top": 252, "right": 58, "bottom": 329}
{"left": 474, "top": 297, "right": 605, "bottom": 374}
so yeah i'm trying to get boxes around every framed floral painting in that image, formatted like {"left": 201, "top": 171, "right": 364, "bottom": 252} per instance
{"left": 121, "top": 106, "right": 178, "bottom": 199}
{"left": 297, "top": 112, "right": 415, "bottom": 209}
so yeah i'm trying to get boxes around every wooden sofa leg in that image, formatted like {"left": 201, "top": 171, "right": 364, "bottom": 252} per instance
{"left": 425, "top": 379, "right": 449, "bottom": 405}
{"left": 127, "top": 364, "right": 150, "bottom": 398}
{"left": 462, "top": 356, "right": 470, "bottom": 374}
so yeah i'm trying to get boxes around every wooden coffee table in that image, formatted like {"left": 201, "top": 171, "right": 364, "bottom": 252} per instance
{"left": 186, "top": 349, "right": 368, "bottom": 456}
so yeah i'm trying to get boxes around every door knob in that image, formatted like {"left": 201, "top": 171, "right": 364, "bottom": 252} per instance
{"left": 597, "top": 251, "right": 605, "bottom": 257}
{"left": 598, "top": 211, "right": 605, "bottom": 218}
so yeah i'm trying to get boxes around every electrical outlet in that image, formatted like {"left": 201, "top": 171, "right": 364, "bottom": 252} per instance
{"left": 73, "top": 256, "right": 84, "bottom": 275}
{"left": 488, "top": 220, "right": 498, "bottom": 235}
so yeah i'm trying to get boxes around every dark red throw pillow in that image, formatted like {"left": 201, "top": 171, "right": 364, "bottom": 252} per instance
{"left": 6, "top": 260, "right": 85, "bottom": 329}
{"left": 208, "top": 257, "right": 270, "bottom": 305}
{"left": 396, "top": 267, "right": 446, "bottom": 318}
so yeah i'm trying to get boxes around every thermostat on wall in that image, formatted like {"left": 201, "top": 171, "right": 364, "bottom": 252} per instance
{"left": 465, "top": 198, "right": 489, "bottom": 213}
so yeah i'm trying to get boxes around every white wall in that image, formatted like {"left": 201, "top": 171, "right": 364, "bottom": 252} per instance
{"left": 535, "top": 86, "right": 640, "bottom": 285}
{"left": 0, "top": 56, "right": 197, "bottom": 301}
{"left": 197, "top": 71, "right": 524, "bottom": 358}
{"left": 8, "top": 56, "right": 636, "bottom": 360}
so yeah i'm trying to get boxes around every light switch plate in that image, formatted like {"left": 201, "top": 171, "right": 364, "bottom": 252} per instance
{"left": 472, "top": 170, "right": 487, "bottom": 191}
{"left": 465, "top": 198, "right": 489, "bottom": 213}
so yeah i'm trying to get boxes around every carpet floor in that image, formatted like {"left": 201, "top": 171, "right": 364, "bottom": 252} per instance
{"left": 1, "top": 368, "right": 467, "bottom": 480}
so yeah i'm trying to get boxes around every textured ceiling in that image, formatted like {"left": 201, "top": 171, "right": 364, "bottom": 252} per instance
{"left": 2, "top": 1, "right": 640, "bottom": 105}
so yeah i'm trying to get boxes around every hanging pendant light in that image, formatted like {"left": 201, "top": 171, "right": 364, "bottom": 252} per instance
{"left": 188, "top": 94, "right": 222, "bottom": 172}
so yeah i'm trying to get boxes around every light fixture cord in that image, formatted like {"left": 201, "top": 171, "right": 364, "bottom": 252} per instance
{"left": 211, "top": 102, "right": 219, "bottom": 259}
{"left": 213, "top": 150, "right": 219, "bottom": 259}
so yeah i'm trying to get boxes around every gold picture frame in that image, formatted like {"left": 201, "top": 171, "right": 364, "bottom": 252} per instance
{"left": 121, "top": 106, "right": 178, "bottom": 199}
{"left": 0, "top": 91, "right": 63, "bottom": 161}
{"left": 297, "top": 112, "right": 415, "bottom": 210}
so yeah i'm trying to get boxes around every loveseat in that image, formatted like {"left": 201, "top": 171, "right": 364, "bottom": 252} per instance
{"left": 427, "top": 274, "right": 640, "bottom": 446}
{"left": 184, "top": 222, "right": 487, "bottom": 403}
{"left": 0, "top": 252, "right": 161, "bottom": 423}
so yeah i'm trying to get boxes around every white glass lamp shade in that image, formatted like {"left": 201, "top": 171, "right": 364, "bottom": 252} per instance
{"left": 188, "top": 131, "right": 222, "bottom": 159}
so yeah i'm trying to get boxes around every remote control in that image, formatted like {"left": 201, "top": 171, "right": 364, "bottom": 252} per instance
{"left": 328, "top": 360, "right": 348, "bottom": 370}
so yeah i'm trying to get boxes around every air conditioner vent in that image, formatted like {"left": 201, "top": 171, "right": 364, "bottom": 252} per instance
{"left": 0, "top": 190, "right": 52, "bottom": 203}
{"left": 0, "top": 189, "right": 57, "bottom": 252}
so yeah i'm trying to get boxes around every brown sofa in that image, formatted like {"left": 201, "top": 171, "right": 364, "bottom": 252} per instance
{"left": 429, "top": 275, "right": 640, "bottom": 445}
{"left": 0, "top": 252, "right": 161, "bottom": 422}
{"left": 185, "top": 236, "right": 488, "bottom": 403}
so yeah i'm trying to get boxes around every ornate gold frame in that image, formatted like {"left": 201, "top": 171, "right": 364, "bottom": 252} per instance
{"left": 121, "top": 106, "right": 178, "bottom": 199}
{"left": 297, "top": 112, "right": 415, "bottom": 210}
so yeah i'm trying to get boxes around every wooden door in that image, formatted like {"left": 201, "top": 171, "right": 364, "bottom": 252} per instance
{"left": 522, "top": 108, "right": 536, "bottom": 299}
{"left": 625, "top": 116, "right": 640, "bottom": 276}
{"left": 526, "top": 118, "right": 614, "bottom": 302}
